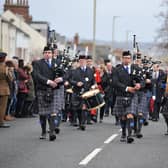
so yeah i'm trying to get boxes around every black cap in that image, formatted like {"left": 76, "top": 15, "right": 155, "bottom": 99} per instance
{"left": 86, "top": 55, "right": 92, "bottom": 59}
{"left": 0, "top": 52, "right": 7, "bottom": 58}
{"left": 79, "top": 55, "right": 86, "bottom": 60}
{"left": 122, "top": 50, "right": 131, "bottom": 57}
{"left": 43, "top": 46, "right": 53, "bottom": 52}
{"left": 104, "top": 59, "right": 110, "bottom": 65}
{"left": 137, "top": 53, "right": 141, "bottom": 59}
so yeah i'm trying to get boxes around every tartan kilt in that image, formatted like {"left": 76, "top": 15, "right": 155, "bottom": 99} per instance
{"left": 113, "top": 94, "right": 138, "bottom": 116}
{"left": 137, "top": 92, "right": 148, "bottom": 115}
{"left": 37, "top": 86, "right": 65, "bottom": 116}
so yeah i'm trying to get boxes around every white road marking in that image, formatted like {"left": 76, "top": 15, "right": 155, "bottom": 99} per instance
{"left": 104, "top": 134, "right": 118, "bottom": 144}
{"left": 79, "top": 148, "right": 102, "bottom": 166}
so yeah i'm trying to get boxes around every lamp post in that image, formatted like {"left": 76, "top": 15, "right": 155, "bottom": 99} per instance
{"left": 126, "top": 30, "right": 132, "bottom": 49}
{"left": 111, "top": 16, "right": 119, "bottom": 52}
{"left": 92, "top": 0, "right": 96, "bottom": 60}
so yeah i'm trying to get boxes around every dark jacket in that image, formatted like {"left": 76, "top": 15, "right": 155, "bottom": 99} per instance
{"left": 70, "top": 66, "right": 95, "bottom": 95}
{"left": 113, "top": 64, "right": 145, "bottom": 97}
{"left": 33, "top": 59, "right": 54, "bottom": 90}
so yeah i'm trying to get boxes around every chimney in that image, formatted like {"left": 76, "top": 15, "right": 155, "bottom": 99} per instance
{"left": 4, "top": 0, "right": 32, "bottom": 22}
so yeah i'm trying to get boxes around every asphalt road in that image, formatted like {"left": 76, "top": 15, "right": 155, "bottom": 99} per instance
{"left": 0, "top": 115, "right": 168, "bottom": 168}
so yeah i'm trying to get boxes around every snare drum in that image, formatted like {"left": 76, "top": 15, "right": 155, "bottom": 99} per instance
{"left": 81, "top": 89, "right": 105, "bottom": 110}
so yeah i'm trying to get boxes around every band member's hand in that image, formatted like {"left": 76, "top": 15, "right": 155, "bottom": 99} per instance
{"left": 77, "top": 82, "right": 83, "bottom": 87}
{"left": 134, "top": 83, "right": 141, "bottom": 90}
{"left": 47, "top": 80, "right": 57, "bottom": 88}
{"left": 64, "top": 81, "right": 69, "bottom": 86}
{"left": 127, "top": 86, "right": 135, "bottom": 93}
{"left": 91, "top": 84, "right": 97, "bottom": 89}
{"left": 54, "top": 77, "right": 63, "bottom": 83}
{"left": 146, "top": 79, "right": 151, "bottom": 83}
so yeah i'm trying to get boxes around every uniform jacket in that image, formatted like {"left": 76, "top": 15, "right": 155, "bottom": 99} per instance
{"left": 113, "top": 64, "right": 145, "bottom": 97}
{"left": 0, "top": 62, "right": 12, "bottom": 95}
{"left": 70, "top": 66, "right": 95, "bottom": 95}
{"left": 33, "top": 59, "right": 55, "bottom": 90}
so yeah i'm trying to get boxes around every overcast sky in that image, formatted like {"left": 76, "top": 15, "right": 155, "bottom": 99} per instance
{"left": 1, "top": 0, "right": 165, "bottom": 43}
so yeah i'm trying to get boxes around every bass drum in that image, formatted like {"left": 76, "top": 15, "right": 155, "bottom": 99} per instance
{"left": 81, "top": 89, "right": 105, "bottom": 110}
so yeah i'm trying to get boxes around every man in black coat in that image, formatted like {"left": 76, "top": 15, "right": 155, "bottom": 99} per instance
{"left": 70, "top": 55, "right": 95, "bottom": 130}
{"left": 113, "top": 51, "right": 144, "bottom": 143}
{"left": 151, "top": 64, "right": 167, "bottom": 121}
{"left": 34, "top": 46, "right": 63, "bottom": 141}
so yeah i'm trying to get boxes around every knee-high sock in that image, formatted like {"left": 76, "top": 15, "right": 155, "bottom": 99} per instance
{"left": 137, "top": 115, "right": 144, "bottom": 133}
{"left": 39, "top": 115, "right": 47, "bottom": 134}
{"left": 120, "top": 119, "right": 126, "bottom": 136}
{"left": 134, "top": 116, "right": 137, "bottom": 133}
{"left": 48, "top": 115, "right": 56, "bottom": 135}
{"left": 127, "top": 118, "right": 134, "bottom": 136}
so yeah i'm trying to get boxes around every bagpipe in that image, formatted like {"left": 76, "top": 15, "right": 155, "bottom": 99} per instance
{"left": 131, "top": 35, "right": 161, "bottom": 83}
{"left": 47, "top": 30, "right": 79, "bottom": 79}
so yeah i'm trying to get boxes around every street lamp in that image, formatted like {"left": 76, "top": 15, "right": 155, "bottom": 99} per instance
{"left": 126, "top": 30, "right": 132, "bottom": 49}
{"left": 92, "top": 0, "right": 96, "bottom": 60}
{"left": 111, "top": 16, "right": 119, "bottom": 52}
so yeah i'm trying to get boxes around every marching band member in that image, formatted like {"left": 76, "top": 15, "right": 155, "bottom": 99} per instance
{"left": 133, "top": 54, "right": 148, "bottom": 138}
{"left": 52, "top": 45, "right": 65, "bottom": 131}
{"left": 34, "top": 46, "right": 63, "bottom": 141}
{"left": 69, "top": 54, "right": 95, "bottom": 131}
{"left": 113, "top": 51, "right": 144, "bottom": 143}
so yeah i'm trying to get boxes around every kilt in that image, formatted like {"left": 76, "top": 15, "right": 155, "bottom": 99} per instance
{"left": 113, "top": 94, "right": 138, "bottom": 116}
{"left": 137, "top": 91, "right": 148, "bottom": 115}
{"left": 37, "top": 86, "right": 65, "bottom": 116}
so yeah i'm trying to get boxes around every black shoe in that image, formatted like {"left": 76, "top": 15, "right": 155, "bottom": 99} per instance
{"left": 87, "top": 122, "right": 93, "bottom": 125}
{"left": 49, "top": 134, "right": 56, "bottom": 141}
{"left": 73, "top": 123, "right": 78, "bottom": 127}
{"left": 77, "top": 125, "right": 86, "bottom": 131}
{"left": 81, "top": 125, "right": 86, "bottom": 131}
{"left": 120, "top": 135, "right": 126, "bottom": 142}
{"left": 127, "top": 136, "right": 134, "bottom": 143}
{"left": 136, "top": 133, "right": 143, "bottom": 139}
{"left": 55, "top": 127, "right": 60, "bottom": 134}
{"left": 143, "top": 120, "right": 149, "bottom": 126}
{"left": 165, "top": 131, "right": 168, "bottom": 135}
{"left": 39, "top": 133, "right": 46, "bottom": 140}
{"left": 0, "top": 123, "right": 10, "bottom": 128}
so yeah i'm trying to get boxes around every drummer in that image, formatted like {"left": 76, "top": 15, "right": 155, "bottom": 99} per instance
{"left": 69, "top": 54, "right": 95, "bottom": 130}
